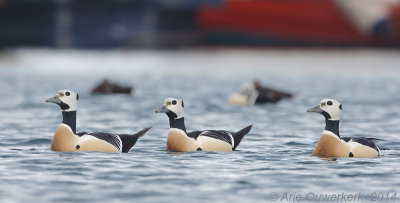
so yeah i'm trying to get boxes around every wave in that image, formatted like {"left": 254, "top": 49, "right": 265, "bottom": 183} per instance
{"left": 0, "top": 138, "right": 52, "bottom": 146}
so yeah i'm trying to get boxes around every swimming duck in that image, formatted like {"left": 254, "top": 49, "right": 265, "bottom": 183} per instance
{"left": 307, "top": 98, "right": 380, "bottom": 158}
{"left": 155, "top": 97, "right": 252, "bottom": 152}
{"left": 92, "top": 79, "right": 132, "bottom": 94}
{"left": 45, "top": 90, "right": 150, "bottom": 152}
{"left": 229, "top": 81, "right": 292, "bottom": 106}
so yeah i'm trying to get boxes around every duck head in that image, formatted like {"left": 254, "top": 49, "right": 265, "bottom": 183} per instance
{"left": 155, "top": 97, "right": 184, "bottom": 119}
{"left": 307, "top": 98, "right": 342, "bottom": 121}
{"left": 45, "top": 90, "right": 79, "bottom": 112}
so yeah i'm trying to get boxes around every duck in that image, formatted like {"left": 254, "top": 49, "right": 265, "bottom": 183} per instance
{"left": 155, "top": 97, "right": 252, "bottom": 152}
{"left": 92, "top": 79, "right": 132, "bottom": 94}
{"left": 45, "top": 89, "right": 150, "bottom": 152}
{"left": 307, "top": 98, "right": 381, "bottom": 158}
{"left": 229, "top": 81, "right": 292, "bottom": 106}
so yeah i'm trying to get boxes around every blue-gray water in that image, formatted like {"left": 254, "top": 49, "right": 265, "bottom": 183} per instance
{"left": 0, "top": 49, "right": 399, "bottom": 202}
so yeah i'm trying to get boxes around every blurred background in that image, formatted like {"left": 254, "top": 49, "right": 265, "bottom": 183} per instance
{"left": 1, "top": 0, "right": 400, "bottom": 49}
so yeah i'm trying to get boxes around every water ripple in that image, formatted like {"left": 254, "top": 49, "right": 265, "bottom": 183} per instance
{"left": 1, "top": 49, "right": 400, "bottom": 202}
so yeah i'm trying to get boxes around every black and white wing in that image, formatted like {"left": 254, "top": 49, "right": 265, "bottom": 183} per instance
{"left": 342, "top": 137, "right": 381, "bottom": 152}
{"left": 77, "top": 132, "right": 122, "bottom": 151}
{"left": 197, "top": 130, "right": 234, "bottom": 146}
{"left": 187, "top": 125, "right": 252, "bottom": 150}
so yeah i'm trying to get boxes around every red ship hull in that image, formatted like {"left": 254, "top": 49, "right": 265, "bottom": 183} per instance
{"left": 197, "top": 0, "right": 400, "bottom": 47}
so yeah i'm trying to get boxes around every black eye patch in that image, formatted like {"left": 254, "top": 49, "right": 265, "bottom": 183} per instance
{"left": 65, "top": 92, "right": 70, "bottom": 96}
{"left": 339, "top": 104, "right": 342, "bottom": 110}
{"left": 76, "top": 94, "right": 79, "bottom": 101}
{"left": 327, "top": 101, "right": 333, "bottom": 106}
{"left": 172, "top": 100, "right": 177, "bottom": 105}
{"left": 181, "top": 100, "right": 184, "bottom": 108}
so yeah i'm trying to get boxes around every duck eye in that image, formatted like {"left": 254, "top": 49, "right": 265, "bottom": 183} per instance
{"left": 327, "top": 101, "right": 333, "bottom": 106}
{"left": 172, "top": 100, "right": 177, "bottom": 105}
{"left": 65, "top": 92, "right": 70, "bottom": 96}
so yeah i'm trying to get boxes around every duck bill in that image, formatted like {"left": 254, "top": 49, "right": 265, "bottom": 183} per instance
{"left": 307, "top": 105, "right": 323, "bottom": 113}
{"left": 155, "top": 105, "right": 169, "bottom": 113}
{"left": 45, "top": 96, "right": 62, "bottom": 105}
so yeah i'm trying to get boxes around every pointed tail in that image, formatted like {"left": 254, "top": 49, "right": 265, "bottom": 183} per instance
{"left": 232, "top": 124, "right": 253, "bottom": 150}
{"left": 135, "top": 127, "right": 151, "bottom": 139}
{"left": 119, "top": 127, "right": 151, "bottom": 153}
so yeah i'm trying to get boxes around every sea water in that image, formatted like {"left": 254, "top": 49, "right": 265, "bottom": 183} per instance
{"left": 0, "top": 48, "right": 399, "bottom": 202}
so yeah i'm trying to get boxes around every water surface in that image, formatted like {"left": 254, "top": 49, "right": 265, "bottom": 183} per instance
{"left": 0, "top": 49, "right": 399, "bottom": 202}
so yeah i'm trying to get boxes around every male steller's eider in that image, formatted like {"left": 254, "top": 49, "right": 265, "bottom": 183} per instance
{"left": 229, "top": 81, "right": 292, "bottom": 106}
{"left": 307, "top": 98, "right": 381, "bottom": 158}
{"left": 46, "top": 90, "right": 150, "bottom": 153}
{"left": 155, "top": 97, "right": 252, "bottom": 152}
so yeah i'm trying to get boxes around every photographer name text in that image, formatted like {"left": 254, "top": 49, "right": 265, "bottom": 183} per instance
{"left": 267, "top": 192, "right": 397, "bottom": 202}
